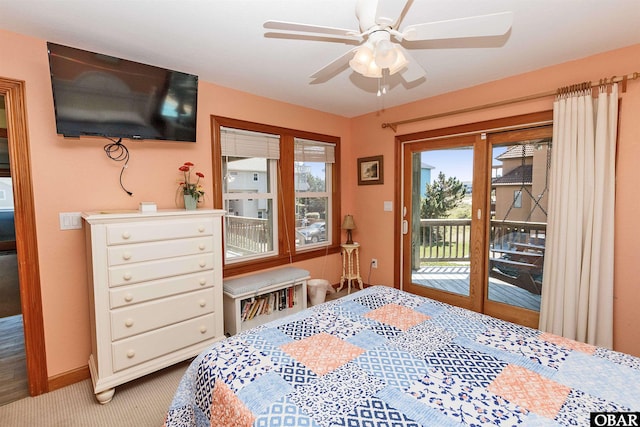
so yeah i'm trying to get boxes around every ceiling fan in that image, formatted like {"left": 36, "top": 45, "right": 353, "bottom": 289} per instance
{"left": 264, "top": 0, "right": 513, "bottom": 84}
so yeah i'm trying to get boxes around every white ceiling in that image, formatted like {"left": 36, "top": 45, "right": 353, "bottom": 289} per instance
{"left": 1, "top": 0, "right": 639, "bottom": 118}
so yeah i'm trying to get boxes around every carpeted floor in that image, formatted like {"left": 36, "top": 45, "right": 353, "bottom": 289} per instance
{"left": 0, "top": 359, "right": 190, "bottom": 426}
{"left": 0, "top": 252, "right": 20, "bottom": 318}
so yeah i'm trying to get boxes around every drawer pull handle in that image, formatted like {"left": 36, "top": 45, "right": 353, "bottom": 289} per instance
{"left": 199, "top": 299, "right": 206, "bottom": 307}
{"left": 126, "top": 350, "right": 135, "bottom": 359}
{"left": 124, "top": 294, "right": 133, "bottom": 302}
{"left": 199, "top": 261, "right": 206, "bottom": 268}
{"left": 122, "top": 232, "right": 131, "bottom": 240}
{"left": 199, "top": 326, "right": 207, "bottom": 334}
{"left": 198, "top": 226, "right": 205, "bottom": 233}
{"left": 122, "top": 252, "right": 132, "bottom": 261}
{"left": 198, "top": 243, "right": 206, "bottom": 251}
{"left": 123, "top": 273, "right": 132, "bottom": 281}
{"left": 125, "top": 319, "right": 134, "bottom": 327}
{"left": 199, "top": 278, "right": 207, "bottom": 286}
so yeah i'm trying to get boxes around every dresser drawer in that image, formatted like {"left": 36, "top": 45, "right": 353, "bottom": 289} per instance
{"left": 112, "top": 313, "right": 216, "bottom": 372}
{"left": 108, "top": 253, "right": 213, "bottom": 287}
{"left": 109, "top": 271, "right": 215, "bottom": 309}
{"left": 108, "top": 236, "right": 214, "bottom": 266}
{"left": 111, "top": 288, "right": 215, "bottom": 340}
{"left": 106, "top": 218, "right": 214, "bottom": 245}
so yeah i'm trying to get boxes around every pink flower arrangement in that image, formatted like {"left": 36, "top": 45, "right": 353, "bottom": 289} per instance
{"left": 178, "top": 162, "right": 205, "bottom": 201}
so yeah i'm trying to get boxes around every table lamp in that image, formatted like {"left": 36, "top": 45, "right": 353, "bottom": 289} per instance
{"left": 341, "top": 214, "right": 356, "bottom": 244}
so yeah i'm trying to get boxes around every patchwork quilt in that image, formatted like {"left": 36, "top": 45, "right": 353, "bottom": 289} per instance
{"left": 164, "top": 286, "right": 640, "bottom": 426}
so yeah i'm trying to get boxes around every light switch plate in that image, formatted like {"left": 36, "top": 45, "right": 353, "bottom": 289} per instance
{"left": 59, "top": 212, "right": 82, "bottom": 230}
{"left": 383, "top": 201, "right": 393, "bottom": 212}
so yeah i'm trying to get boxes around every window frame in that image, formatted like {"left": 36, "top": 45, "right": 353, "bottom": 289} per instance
{"left": 211, "top": 116, "right": 341, "bottom": 277}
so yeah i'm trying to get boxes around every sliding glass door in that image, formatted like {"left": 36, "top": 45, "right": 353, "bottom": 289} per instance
{"left": 483, "top": 127, "right": 552, "bottom": 327}
{"left": 402, "top": 134, "right": 486, "bottom": 312}
{"left": 401, "top": 125, "right": 552, "bottom": 328}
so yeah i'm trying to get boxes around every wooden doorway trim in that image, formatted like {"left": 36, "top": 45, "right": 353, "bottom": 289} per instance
{"left": 1, "top": 77, "right": 48, "bottom": 395}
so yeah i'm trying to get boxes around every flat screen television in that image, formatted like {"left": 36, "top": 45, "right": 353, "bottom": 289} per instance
{"left": 47, "top": 42, "right": 198, "bottom": 142}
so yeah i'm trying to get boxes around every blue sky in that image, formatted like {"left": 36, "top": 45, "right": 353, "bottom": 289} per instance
{"left": 422, "top": 146, "right": 507, "bottom": 183}
{"left": 422, "top": 148, "right": 474, "bottom": 183}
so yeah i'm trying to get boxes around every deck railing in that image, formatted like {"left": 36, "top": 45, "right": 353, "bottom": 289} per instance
{"left": 418, "top": 219, "right": 471, "bottom": 261}
{"left": 224, "top": 215, "right": 546, "bottom": 264}
{"left": 225, "top": 215, "right": 272, "bottom": 255}
{"left": 418, "top": 218, "right": 546, "bottom": 264}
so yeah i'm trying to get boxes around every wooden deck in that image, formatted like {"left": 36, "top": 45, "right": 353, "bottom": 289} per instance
{"left": 412, "top": 266, "right": 541, "bottom": 312}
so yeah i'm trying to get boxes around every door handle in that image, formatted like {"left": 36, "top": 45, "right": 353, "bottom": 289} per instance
{"left": 402, "top": 220, "right": 408, "bottom": 234}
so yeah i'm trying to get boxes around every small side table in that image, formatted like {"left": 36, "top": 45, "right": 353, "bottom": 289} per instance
{"left": 339, "top": 243, "right": 363, "bottom": 294}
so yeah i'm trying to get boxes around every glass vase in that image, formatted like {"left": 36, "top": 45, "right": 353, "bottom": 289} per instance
{"left": 183, "top": 194, "right": 198, "bottom": 210}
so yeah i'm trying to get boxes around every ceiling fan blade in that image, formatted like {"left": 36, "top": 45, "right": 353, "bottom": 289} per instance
{"left": 402, "top": 11, "right": 513, "bottom": 42}
{"left": 309, "top": 47, "right": 358, "bottom": 81}
{"left": 396, "top": 47, "right": 426, "bottom": 83}
{"left": 264, "top": 20, "right": 360, "bottom": 39}
{"left": 374, "top": 0, "right": 409, "bottom": 27}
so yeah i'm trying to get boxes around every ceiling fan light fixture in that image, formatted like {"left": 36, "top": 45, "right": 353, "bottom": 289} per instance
{"left": 349, "top": 43, "right": 383, "bottom": 78}
{"left": 349, "top": 32, "right": 408, "bottom": 78}
{"left": 364, "top": 60, "right": 382, "bottom": 78}
{"left": 349, "top": 43, "right": 373, "bottom": 72}
{"left": 386, "top": 48, "right": 408, "bottom": 75}
{"left": 374, "top": 39, "right": 397, "bottom": 68}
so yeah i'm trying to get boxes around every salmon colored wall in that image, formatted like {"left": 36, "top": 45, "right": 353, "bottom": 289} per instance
{"left": 0, "top": 29, "right": 347, "bottom": 377}
{"left": 349, "top": 43, "right": 640, "bottom": 357}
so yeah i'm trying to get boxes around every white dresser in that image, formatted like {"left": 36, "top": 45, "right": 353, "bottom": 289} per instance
{"left": 82, "top": 209, "right": 225, "bottom": 404}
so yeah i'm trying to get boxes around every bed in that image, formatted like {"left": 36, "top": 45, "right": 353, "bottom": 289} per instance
{"left": 164, "top": 285, "right": 640, "bottom": 426}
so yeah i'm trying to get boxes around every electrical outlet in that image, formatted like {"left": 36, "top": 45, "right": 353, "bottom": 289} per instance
{"left": 371, "top": 258, "right": 378, "bottom": 269}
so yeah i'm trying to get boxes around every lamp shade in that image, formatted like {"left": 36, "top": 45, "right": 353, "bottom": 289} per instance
{"left": 387, "top": 48, "right": 408, "bottom": 75}
{"left": 374, "top": 39, "right": 397, "bottom": 68}
{"left": 342, "top": 214, "right": 356, "bottom": 244}
{"left": 341, "top": 214, "right": 356, "bottom": 230}
{"left": 349, "top": 44, "right": 382, "bottom": 78}
{"left": 348, "top": 31, "right": 409, "bottom": 80}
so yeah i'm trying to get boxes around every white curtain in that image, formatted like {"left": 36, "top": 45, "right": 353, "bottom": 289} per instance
{"left": 539, "top": 83, "right": 618, "bottom": 348}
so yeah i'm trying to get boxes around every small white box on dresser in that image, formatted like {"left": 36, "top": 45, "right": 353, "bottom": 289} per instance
{"left": 82, "top": 209, "right": 225, "bottom": 404}
{"left": 138, "top": 202, "right": 157, "bottom": 212}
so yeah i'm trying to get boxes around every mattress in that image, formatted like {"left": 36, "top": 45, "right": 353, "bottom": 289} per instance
{"left": 164, "top": 285, "right": 640, "bottom": 426}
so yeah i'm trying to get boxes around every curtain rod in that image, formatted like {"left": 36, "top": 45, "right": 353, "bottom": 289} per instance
{"left": 381, "top": 71, "right": 640, "bottom": 132}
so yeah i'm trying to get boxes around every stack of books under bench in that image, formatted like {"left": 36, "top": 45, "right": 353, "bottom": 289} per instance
{"left": 222, "top": 267, "right": 310, "bottom": 335}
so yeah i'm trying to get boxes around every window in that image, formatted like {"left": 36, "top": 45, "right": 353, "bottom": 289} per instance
{"left": 212, "top": 117, "right": 340, "bottom": 274}
{"left": 0, "top": 177, "right": 12, "bottom": 207}
{"left": 295, "top": 138, "right": 334, "bottom": 248}
{"left": 513, "top": 190, "right": 522, "bottom": 208}
{"left": 220, "top": 127, "right": 279, "bottom": 263}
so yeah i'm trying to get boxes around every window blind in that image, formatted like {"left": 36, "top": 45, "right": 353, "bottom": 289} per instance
{"left": 294, "top": 138, "right": 336, "bottom": 163}
{"left": 221, "top": 127, "right": 280, "bottom": 159}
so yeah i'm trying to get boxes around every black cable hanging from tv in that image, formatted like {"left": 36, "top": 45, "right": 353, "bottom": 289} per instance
{"left": 103, "top": 137, "right": 133, "bottom": 196}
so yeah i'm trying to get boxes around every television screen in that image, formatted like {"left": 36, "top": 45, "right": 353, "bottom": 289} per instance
{"left": 47, "top": 42, "right": 198, "bottom": 142}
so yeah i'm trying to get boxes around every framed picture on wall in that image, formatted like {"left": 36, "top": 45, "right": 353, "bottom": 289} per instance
{"left": 357, "top": 155, "right": 384, "bottom": 185}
